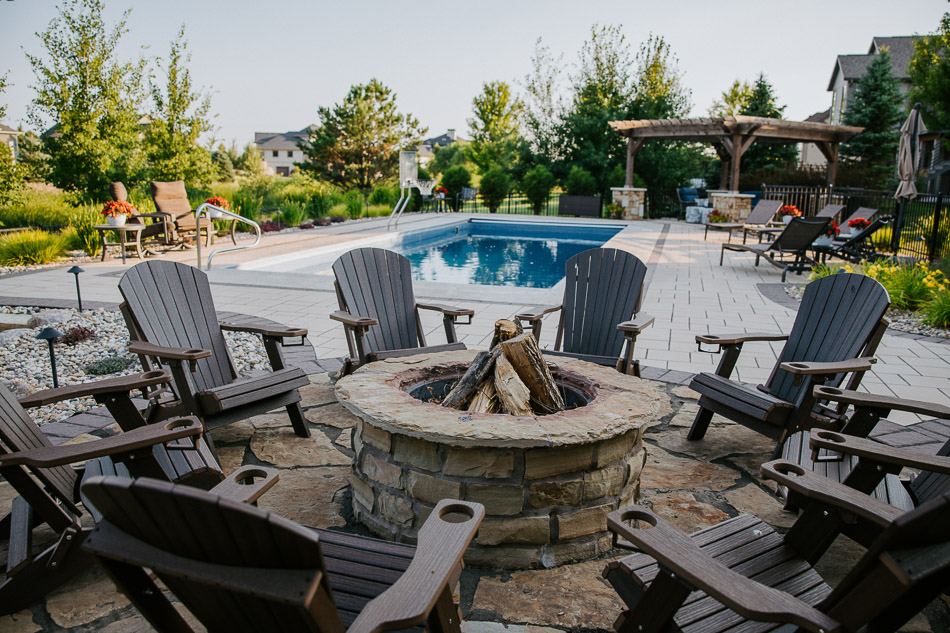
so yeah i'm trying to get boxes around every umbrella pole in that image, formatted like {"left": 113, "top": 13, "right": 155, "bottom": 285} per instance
{"left": 892, "top": 197, "right": 906, "bottom": 254}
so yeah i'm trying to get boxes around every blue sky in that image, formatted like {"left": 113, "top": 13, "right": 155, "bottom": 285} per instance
{"left": 1, "top": 0, "right": 946, "bottom": 146}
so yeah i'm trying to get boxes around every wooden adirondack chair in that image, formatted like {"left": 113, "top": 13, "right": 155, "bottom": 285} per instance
{"left": 602, "top": 460, "right": 950, "bottom": 633}
{"left": 149, "top": 180, "right": 213, "bottom": 247}
{"left": 0, "top": 376, "right": 279, "bottom": 615}
{"left": 331, "top": 248, "right": 475, "bottom": 376}
{"left": 780, "top": 386, "right": 950, "bottom": 515}
{"left": 81, "top": 475, "right": 484, "bottom": 633}
{"left": 515, "top": 248, "right": 654, "bottom": 377}
{"left": 703, "top": 199, "right": 782, "bottom": 242}
{"left": 687, "top": 273, "right": 890, "bottom": 456}
{"left": 119, "top": 260, "right": 312, "bottom": 438}
{"left": 720, "top": 216, "right": 832, "bottom": 281}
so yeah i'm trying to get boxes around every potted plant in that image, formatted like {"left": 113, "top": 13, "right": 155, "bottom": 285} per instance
{"left": 779, "top": 204, "right": 802, "bottom": 224}
{"left": 101, "top": 200, "right": 135, "bottom": 226}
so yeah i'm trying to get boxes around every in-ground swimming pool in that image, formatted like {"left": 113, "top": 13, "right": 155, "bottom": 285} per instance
{"left": 240, "top": 219, "right": 623, "bottom": 288}
{"left": 402, "top": 220, "right": 622, "bottom": 288}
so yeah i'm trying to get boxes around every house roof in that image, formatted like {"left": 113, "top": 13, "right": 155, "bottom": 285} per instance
{"left": 254, "top": 126, "right": 316, "bottom": 150}
{"left": 804, "top": 109, "right": 830, "bottom": 124}
{"left": 828, "top": 35, "right": 922, "bottom": 90}
{"left": 0, "top": 124, "right": 20, "bottom": 136}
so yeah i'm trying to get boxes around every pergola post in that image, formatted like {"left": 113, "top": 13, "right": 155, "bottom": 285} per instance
{"left": 625, "top": 138, "right": 645, "bottom": 188}
{"left": 816, "top": 141, "right": 839, "bottom": 186}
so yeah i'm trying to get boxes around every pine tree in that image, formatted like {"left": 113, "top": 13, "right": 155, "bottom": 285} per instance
{"left": 841, "top": 50, "right": 904, "bottom": 188}
{"left": 739, "top": 73, "right": 798, "bottom": 175}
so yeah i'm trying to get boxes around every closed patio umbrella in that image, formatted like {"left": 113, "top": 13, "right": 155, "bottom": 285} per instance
{"left": 892, "top": 103, "right": 927, "bottom": 250}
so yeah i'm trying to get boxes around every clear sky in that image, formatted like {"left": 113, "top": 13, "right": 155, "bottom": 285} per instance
{"left": 0, "top": 0, "right": 946, "bottom": 147}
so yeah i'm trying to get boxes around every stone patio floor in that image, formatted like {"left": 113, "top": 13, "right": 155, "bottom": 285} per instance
{"left": 2, "top": 214, "right": 950, "bottom": 631}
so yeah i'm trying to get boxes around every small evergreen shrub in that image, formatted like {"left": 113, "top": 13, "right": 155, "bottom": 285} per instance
{"left": 564, "top": 166, "right": 598, "bottom": 196}
{"left": 85, "top": 355, "right": 135, "bottom": 375}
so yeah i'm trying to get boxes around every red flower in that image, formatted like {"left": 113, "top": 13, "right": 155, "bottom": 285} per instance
{"left": 848, "top": 217, "right": 871, "bottom": 230}
{"left": 205, "top": 195, "right": 231, "bottom": 211}
{"left": 779, "top": 204, "right": 801, "bottom": 217}
{"left": 101, "top": 200, "right": 136, "bottom": 218}
{"left": 826, "top": 221, "right": 840, "bottom": 237}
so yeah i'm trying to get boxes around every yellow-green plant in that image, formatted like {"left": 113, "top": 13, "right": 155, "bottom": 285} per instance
{"left": 0, "top": 229, "right": 66, "bottom": 265}
{"left": 923, "top": 288, "right": 950, "bottom": 328}
{"left": 69, "top": 206, "right": 102, "bottom": 256}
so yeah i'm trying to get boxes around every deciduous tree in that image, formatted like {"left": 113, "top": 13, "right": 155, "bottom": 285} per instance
{"left": 908, "top": 10, "right": 950, "bottom": 132}
{"left": 25, "top": 0, "right": 147, "bottom": 197}
{"left": 521, "top": 164, "right": 555, "bottom": 214}
{"left": 468, "top": 81, "right": 523, "bottom": 173}
{"left": 479, "top": 167, "right": 510, "bottom": 213}
{"left": 300, "top": 79, "right": 425, "bottom": 191}
{"left": 0, "top": 75, "right": 24, "bottom": 206}
{"left": 708, "top": 79, "right": 752, "bottom": 117}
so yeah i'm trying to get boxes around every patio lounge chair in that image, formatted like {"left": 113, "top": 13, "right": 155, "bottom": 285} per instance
{"left": 836, "top": 206, "right": 881, "bottom": 238}
{"left": 602, "top": 460, "right": 950, "bottom": 633}
{"left": 119, "top": 260, "right": 312, "bottom": 438}
{"left": 814, "top": 217, "right": 893, "bottom": 263}
{"left": 81, "top": 475, "right": 484, "bottom": 633}
{"left": 0, "top": 377, "right": 279, "bottom": 614}
{"left": 331, "top": 247, "right": 475, "bottom": 376}
{"left": 686, "top": 273, "right": 890, "bottom": 456}
{"left": 109, "top": 182, "right": 176, "bottom": 250}
{"left": 149, "top": 180, "right": 213, "bottom": 247}
{"left": 743, "top": 203, "right": 845, "bottom": 244}
{"left": 515, "top": 248, "right": 654, "bottom": 377}
{"left": 703, "top": 199, "right": 782, "bottom": 242}
{"left": 720, "top": 216, "right": 831, "bottom": 281}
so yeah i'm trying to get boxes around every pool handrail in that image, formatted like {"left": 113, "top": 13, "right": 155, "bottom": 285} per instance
{"left": 195, "top": 203, "right": 261, "bottom": 270}
{"left": 387, "top": 189, "right": 410, "bottom": 230}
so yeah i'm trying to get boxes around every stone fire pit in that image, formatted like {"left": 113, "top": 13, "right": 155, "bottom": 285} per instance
{"left": 335, "top": 349, "right": 670, "bottom": 569}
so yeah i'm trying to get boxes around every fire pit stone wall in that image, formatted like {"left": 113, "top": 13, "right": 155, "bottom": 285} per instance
{"left": 335, "top": 350, "right": 671, "bottom": 569}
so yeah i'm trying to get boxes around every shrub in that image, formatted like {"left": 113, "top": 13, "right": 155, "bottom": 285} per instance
{"left": 329, "top": 214, "right": 346, "bottom": 223}
{"left": 260, "top": 220, "right": 285, "bottom": 232}
{"left": 883, "top": 264, "right": 941, "bottom": 311}
{"left": 280, "top": 202, "right": 307, "bottom": 227}
{"left": 61, "top": 325, "right": 96, "bottom": 345}
{"left": 478, "top": 168, "right": 511, "bottom": 213}
{"left": 521, "top": 165, "right": 554, "bottom": 215}
{"left": 923, "top": 288, "right": 950, "bottom": 328}
{"left": 68, "top": 207, "right": 101, "bottom": 256}
{"left": 0, "top": 229, "right": 66, "bottom": 265}
{"left": 366, "top": 204, "right": 391, "bottom": 218}
{"left": 808, "top": 263, "right": 846, "bottom": 281}
{"left": 307, "top": 191, "right": 336, "bottom": 218}
{"left": 369, "top": 186, "right": 397, "bottom": 207}
{"left": 85, "top": 355, "right": 135, "bottom": 375}
{"left": 707, "top": 210, "right": 730, "bottom": 224}
{"left": 564, "top": 166, "right": 597, "bottom": 196}
{"left": 0, "top": 188, "right": 77, "bottom": 229}
{"left": 232, "top": 191, "right": 262, "bottom": 228}
{"left": 441, "top": 166, "right": 472, "bottom": 211}
{"left": 343, "top": 190, "right": 364, "bottom": 219}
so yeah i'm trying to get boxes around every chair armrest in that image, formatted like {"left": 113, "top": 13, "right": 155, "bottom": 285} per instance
{"left": 220, "top": 322, "right": 308, "bottom": 338}
{"left": 695, "top": 332, "right": 788, "bottom": 345}
{"left": 348, "top": 499, "right": 485, "bottom": 633}
{"left": 809, "top": 430, "right": 950, "bottom": 475}
{"left": 135, "top": 212, "right": 171, "bottom": 220}
{"left": 329, "top": 310, "right": 378, "bottom": 328}
{"left": 780, "top": 357, "right": 875, "bottom": 376}
{"left": 416, "top": 302, "right": 475, "bottom": 318}
{"left": 813, "top": 386, "right": 950, "bottom": 419}
{"left": 760, "top": 460, "right": 903, "bottom": 527}
{"left": 515, "top": 305, "right": 561, "bottom": 322}
{"left": 606, "top": 506, "right": 840, "bottom": 633}
{"left": 617, "top": 313, "right": 655, "bottom": 333}
{"left": 128, "top": 340, "right": 212, "bottom": 362}
{"left": 208, "top": 465, "right": 280, "bottom": 504}
{"left": 0, "top": 417, "right": 204, "bottom": 468}
{"left": 17, "top": 370, "right": 171, "bottom": 408}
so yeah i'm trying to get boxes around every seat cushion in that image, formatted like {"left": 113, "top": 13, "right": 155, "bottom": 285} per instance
{"left": 690, "top": 372, "right": 793, "bottom": 426}
{"left": 150, "top": 181, "right": 193, "bottom": 217}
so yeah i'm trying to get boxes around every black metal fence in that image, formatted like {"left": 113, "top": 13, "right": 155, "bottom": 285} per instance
{"left": 761, "top": 184, "right": 950, "bottom": 262}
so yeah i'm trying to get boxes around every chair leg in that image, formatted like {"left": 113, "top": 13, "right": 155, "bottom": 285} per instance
{"left": 687, "top": 407, "right": 714, "bottom": 441}
{"left": 426, "top": 585, "right": 462, "bottom": 633}
{"left": 0, "top": 532, "right": 92, "bottom": 616}
{"left": 286, "top": 402, "right": 311, "bottom": 438}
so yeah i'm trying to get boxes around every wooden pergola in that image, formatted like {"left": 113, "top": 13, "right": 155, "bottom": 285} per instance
{"left": 609, "top": 115, "right": 864, "bottom": 191}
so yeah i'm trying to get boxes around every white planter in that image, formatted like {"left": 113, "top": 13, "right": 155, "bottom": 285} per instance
{"left": 107, "top": 215, "right": 128, "bottom": 226}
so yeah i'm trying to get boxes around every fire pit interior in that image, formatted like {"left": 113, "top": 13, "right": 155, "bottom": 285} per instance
{"left": 335, "top": 349, "right": 669, "bottom": 569}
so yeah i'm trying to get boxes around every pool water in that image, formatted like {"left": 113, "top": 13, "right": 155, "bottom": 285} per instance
{"left": 402, "top": 220, "right": 622, "bottom": 288}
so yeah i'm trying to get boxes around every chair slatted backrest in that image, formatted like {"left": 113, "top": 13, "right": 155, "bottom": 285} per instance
{"left": 559, "top": 248, "right": 648, "bottom": 359}
{"left": 745, "top": 199, "right": 784, "bottom": 226}
{"left": 820, "top": 491, "right": 950, "bottom": 630}
{"left": 0, "top": 383, "right": 80, "bottom": 530}
{"left": 333, "top": 248, "right": 419, "bottom": 355}
{"left": 841, "top": 206, "right": 880, "bottom": 227}
{"left": 767, "top": 273, "right": 889, "bottom": 406}
{"left": 771, "top": 217, "right": 831, "bottom": 252}
{"left": 82, "top": 476, "right": 340, "bottom": 633}
{"left": 838, "top": 217, "right": 889, "bottom": 249}
{"left": 908, "top": 438, "right": 950, "bottom": 506}
{"left": 814, "top": 204, "right": 845, "bottom": 219}
{"left": 119, "top": 261, "right": 236, "bottom": 393}
{"left": 150, "top": 181, "right": 197, "bottom": 231}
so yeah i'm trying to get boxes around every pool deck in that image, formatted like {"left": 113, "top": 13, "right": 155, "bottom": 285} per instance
{"left": 3, "top": 211, "right": 948, "bottom": 423}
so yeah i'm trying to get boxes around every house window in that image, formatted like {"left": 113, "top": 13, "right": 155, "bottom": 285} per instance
{"left": 272, "top": 150, "right": 279, "bottom": 157}
{"left": 287, "top": 150, "right": 294, "bottom": 158}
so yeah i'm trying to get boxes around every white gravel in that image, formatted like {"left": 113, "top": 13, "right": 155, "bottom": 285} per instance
{"left": 0, "top": 305, "right": 267, "bottom": 426}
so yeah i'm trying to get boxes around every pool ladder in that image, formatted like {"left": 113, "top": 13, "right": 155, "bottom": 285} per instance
{"left": 195, "top": 203, "right": 262, "bottom": 270}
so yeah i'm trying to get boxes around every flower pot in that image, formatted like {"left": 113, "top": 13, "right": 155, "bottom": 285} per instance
{"left": 107, "top": 215, "right": 128, "bottom": 226}
{"left": 783, "top": 216, "right": 793, "bottom": 224}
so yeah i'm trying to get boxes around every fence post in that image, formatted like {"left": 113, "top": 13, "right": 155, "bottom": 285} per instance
{"left": 891, "top": 198, "right": 904, "bottom": 254}
{"left": 929, "top": 194, "right": 945, "bottom": 263}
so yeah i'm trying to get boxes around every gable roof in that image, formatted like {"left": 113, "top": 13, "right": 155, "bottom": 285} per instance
{"left": 0, "top": 124, "right": 20, "bottom": 136}
{"left": 254, "top": 126, "right": 316, "bottom": 150}
{"left": 828, "top": 35, "right": 923, "bottom": 90}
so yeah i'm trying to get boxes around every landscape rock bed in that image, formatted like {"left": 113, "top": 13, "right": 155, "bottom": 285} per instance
{"left": 336, "top": 350, "right": 671, "bottom": 569}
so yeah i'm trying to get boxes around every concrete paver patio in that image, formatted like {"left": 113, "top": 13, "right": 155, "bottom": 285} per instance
{"left": 2, "top": 214, "right": 949, "bottom": 631}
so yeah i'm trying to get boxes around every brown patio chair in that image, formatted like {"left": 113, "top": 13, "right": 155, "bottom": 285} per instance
{"left": 149, "top": 180, "right": 213, "bottom": 247}
{"left": 687, "top": 273, "right": 890, "bottom": 457}
{"left": 703, "top": 198, "right": 782, "bottom": 242}
{"left": 602, "top": 460, "right": 950, "bottom": 633}
{"left": 331, "top": 247, "right": 475, "bottom": 376}
{"left": 720, "top": 216, "right": 831, "bottom": 281}
{"left": 81, "top": 475, "right": 484, "bottom": 633}
{"left": 109, "top": 182, "right": 175, "bottom": 249}
{"left": 119, "top": 260, "right": 312, "bottom": 438}
{"left": 515, "top": 248, "right": 654, "bottom": 377}
{"left": 0, "top": 376, "right": 278, "bottom": 614}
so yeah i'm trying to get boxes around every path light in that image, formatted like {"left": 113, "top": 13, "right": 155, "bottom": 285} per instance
{"left": 67, "top": 265, "right": 84, "bottom": 312}
{"left": 36, "top": 327, "right": 63, "bottom": 389}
